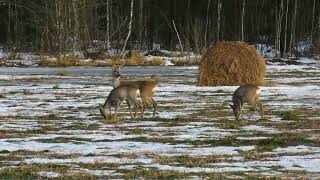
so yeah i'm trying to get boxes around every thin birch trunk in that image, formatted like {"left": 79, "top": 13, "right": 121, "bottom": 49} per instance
{"left": 104, "top": 0, "right": 110, "bottom": 51}
{"left": 217, "top": 0, "right": 222, "bottom": 42}
{"left": 8, "top": 0, "right": 11, "bottom": 44}
{"left": 138, "top": 0, "right": 143, "bottom": 51}
{"left": 283, "top": 0, "right": 289, "bottom": 55}
{"left": 120, "top": 0, "right": 134, "bottom": 58}
{"left": 204, "top": 0, "right": 211, "bottom": 48}
{"left": 276, "top": 0, "right": 283, "bottom": 57}
{"left": 310, "top": 0, "right": 316, "bottom": 43}
{"left": 73, "top": 0, "right": 79, "bottom": 55}
{"left": 289, "top": 0, "right": 297, "bottom": 55}
{"left": 172, "top": 19, "right": 184, "bottom": 53}
{"left": 241, "top": 0, "right": 246, "bottom": 41}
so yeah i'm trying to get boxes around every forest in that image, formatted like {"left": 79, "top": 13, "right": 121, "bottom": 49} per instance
{"left": 0, "top": 0, "right": 319, "bottom": 57}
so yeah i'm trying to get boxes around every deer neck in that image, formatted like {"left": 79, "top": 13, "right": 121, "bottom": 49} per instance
{"left": 112, "top": 77, "right": 121, "bottom": 88}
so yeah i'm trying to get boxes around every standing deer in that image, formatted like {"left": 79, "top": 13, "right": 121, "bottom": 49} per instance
{"left": 230, "top": 85, "right": 264, "bottom": 120}
{"left": 99, "top": 85, "right": 142, "bottom": 120}
{"left": 111, "top": 65, "right": 157, "bottom": 118}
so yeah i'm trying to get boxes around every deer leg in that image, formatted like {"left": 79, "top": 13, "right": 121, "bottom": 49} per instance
{"left": 253, "top": 96, "right": 264, "bottom": 119}
{"left": 257, "top": 100, "right": 264, "bottom": 119}
{"left": 107, "top": 106, "right": 111, "bottom": 120}
{"left": 114, "top": 107, "right": 117, "bottom": 120}
{"left": 129, "top": 97, "right": 139, "bottom": 120}
{"left": 140, "top": 97, "right": 147, "bottom": 118}
{"left": 114, "top": 102, "right": 120, "bottom": 120}
{"left": 137, "top": 98, "right": 144, "bottom": 119}
{"left": 240, "top": 101, "right": 244, "bottom": 120}
{"left": 126, "top": 99, "right": 133, "bottom": 119}
{"left": 150, "top": 97, "right": 157, "bottom": 117}
{"left": 132, "top": 97, "right": 142, "bottom": 119}
{"left": 138, "top": 99, "right": 143, "bottom": 119}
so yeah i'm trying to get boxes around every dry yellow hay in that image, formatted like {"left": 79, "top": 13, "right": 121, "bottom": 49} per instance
{"left": 197, "top": 41, "right": 266, "bottom": 86}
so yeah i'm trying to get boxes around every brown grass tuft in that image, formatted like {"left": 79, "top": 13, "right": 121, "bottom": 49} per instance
{"left": 150, "top": 57, "right": 165, "bottom": 66}
{"left": 125, "top": 54, "right": 147, "bottom": 66}
{"left": 198, "top": 41, "right": 266, "bottom": 86}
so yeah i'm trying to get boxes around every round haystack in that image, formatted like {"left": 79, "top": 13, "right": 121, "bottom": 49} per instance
{"left": 197, "top": 41, "right": 266, "bottom": 86}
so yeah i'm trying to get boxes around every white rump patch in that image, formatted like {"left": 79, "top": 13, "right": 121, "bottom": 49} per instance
{"left": 256, "top": 88, "right": 261, "bottom": 95}
{"left": 136, "top": 89, "right": 141, "bottom": 96}
{"left": 152, "top": 86, "right": 157, "bottom": 93}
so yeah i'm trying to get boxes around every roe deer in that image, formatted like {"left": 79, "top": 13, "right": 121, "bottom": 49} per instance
{"left": 230, "top": 85, "right": 264, "bottom": 120}
{"left": 112, "top": 65, "right": 157, "bottom": 118}
{"left": 99, "top": 85, "right": 142, "bottom": 120}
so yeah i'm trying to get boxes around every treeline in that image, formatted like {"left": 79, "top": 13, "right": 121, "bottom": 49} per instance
{"left": 0, "top": 0, "right": 319, "bottom": 57}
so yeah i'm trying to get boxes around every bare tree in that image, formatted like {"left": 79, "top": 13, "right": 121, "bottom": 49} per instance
{"left": 204, "top": 0, "right": 211, "bottom": 48}
{"left": 185, "top": 0, "right": 191, "bottom": 51}
{"left": 241, "top": 0, "right": 246, "bottom": 41}
{"left": 138, "top": 0, "right": 143, "bottom": 50}
{"left": 289, "top": 0, "right": 298, "bottom": 55}
{"left": 72, "top": 0, "right": 79, "bottom": 56}
{"left": 283, "top": 0, "right": 289, "bottom": 55}
{"left": 8, "top": 0, "right": 11, "bottom": 44}
{"left": 310, "top": 0, "right": 316, "bottom": 44}
{"left": 217, "top": 0, "right": 222, "bottom": 42}
{"left": 172, "top": 19, "right": 184, "bottom": 53}
{"left": 120, "top": 0, "right": 134, "bottom": 58}
{"left": 276, "top": 0, "right": 284, "bottom": 57}
{"left": 104, "top": 0, "right": 110, "bottom": 51}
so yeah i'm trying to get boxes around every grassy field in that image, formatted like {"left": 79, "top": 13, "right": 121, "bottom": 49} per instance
{"left": 0, "top": 58, "right": 319, "bottom": 179}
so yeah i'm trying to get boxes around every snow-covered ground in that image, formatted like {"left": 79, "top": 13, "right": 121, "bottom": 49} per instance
{"left": 0, "top": 58, "right": 319, "bottom": 178}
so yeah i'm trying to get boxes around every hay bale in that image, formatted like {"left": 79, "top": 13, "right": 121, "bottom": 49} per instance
{"left": 197, "top": 41, "right": 266, "bottom": 86}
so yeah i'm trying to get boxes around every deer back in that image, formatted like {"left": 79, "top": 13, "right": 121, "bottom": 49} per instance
{"left": 233, "top": 85, "right": 260, "bottom": 103}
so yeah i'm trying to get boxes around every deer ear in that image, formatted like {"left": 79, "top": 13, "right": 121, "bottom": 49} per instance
{"left": 230, "top": 104, "right": 234, "bottom": 109}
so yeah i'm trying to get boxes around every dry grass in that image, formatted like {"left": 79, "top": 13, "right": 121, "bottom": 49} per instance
{"left": 153, "top": 154, "right": 231, "bottom": 167}
{"left": 125, "top": 54, "right": 147, "bottom": 66}
{"left": 39, "top": 53, "right": 174, "bottom": 67}
{"left": 239, "top": 150, "right": 319, "bottom": 161}
{"left": 39, "top": 55, "right": 114, "bottom": 67}
{"left": 55, "top": 70, "right": 69, "bottom": 76}
{"left": 149, "top": 57, "right": 165, "bottom": 66}
{"left": 39, "top": 56, "right": 76, "bottom": 67}
{"left": 198, "top": 41, "right": 266, "bottom": 86}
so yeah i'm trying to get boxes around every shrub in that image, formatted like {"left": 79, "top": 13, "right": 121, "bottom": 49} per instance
{"left": 55, "top": 70, "right": 69, "bottom": 76}
{"left": 52, "top": 84, "right": 60, "bottom": 89}
{"left": 150, "top": 57, "right": 165, "bottom": 66}
{"left": 125, "top": 54, "right": 147, "bottom": 66}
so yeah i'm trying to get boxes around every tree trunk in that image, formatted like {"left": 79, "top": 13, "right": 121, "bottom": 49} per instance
{"left": 186, "top": 0, "right": 191, "bottom": 51}
{"left": 276, "top": 0, "right": 284, "bottom": 57}
{"left": 204, "top": 0, "right": 211, "bottom": 48}
{"left": 138, "top": 0, "right": 143, "bottom": 51}
{"left": 283, "top": 0, "right": 289, "bottom": 55}
{"left": 8, "top": 0, "right": 11, "bottom": 44}
{"left": 120, "top": 0, "right": 134, "bottom": 58}
{"left": 105, "top": 0, "right": 110, "bottom": 51}
{"left": 289, "top": 0, "right": 297, "bottom": 55}
{"left": 310, "top": 0, "right": 316, "bottom": 44}
{"left": 72, "top": 0, "right": 79, "bottom": 56}
{"left": 217, "top": 0, "right": 222, "bottom": 42}
{"left": 241, "top": 0, "right": 246, "bottom": 41}
{"left": 172, "top": 19, "right": 184, "bottom": 53}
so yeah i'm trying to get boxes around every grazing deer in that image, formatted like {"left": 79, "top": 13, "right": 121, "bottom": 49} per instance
{"left": 99, "top": 85, "right": 142, "bottom": 120}
{"left": 111, "top": 65, "right": 157, "bottom": 118}
{"left": 230, "top": 85, "right": 264, "bottom": 120}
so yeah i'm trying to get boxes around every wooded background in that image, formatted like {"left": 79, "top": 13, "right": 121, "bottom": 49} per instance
{"left": 0, "top": 0, "right": 319, "bottom": 57}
